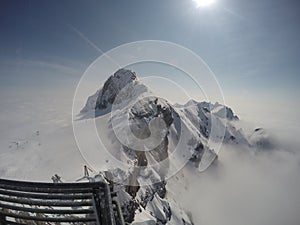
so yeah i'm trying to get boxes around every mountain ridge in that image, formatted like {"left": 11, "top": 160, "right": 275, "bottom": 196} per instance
{"left": 78, "top": 68, "right": 254, "bottom": 224}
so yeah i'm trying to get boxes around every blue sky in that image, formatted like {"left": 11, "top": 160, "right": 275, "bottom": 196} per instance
{"left": 0, "top": 0, "right": 299, "bottom": 101}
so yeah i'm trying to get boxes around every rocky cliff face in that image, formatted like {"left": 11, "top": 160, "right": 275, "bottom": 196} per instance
{"left": 96, "top": 69, "right": 137, "bottom": 110}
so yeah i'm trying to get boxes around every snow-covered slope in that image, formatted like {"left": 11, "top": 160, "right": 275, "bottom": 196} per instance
{"left": 175, "top": 100, "right": 249, "bottom": 145}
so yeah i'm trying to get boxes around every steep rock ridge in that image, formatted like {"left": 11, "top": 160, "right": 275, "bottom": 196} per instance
{"left": 80, "top": 69, "right": 140, "bottom": 114}
{"left": 175, "top": 100, "right": 248, "bottom": 145}
{"left": 96, "top": 69, "right": 137, "bottom": 110}
{"left": 109, "top": 96, "right": 183, "bottom": 224}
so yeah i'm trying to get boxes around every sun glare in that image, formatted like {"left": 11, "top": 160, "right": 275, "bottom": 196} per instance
{"left": 194, "top": 0, "right": 215, "bottom": 8}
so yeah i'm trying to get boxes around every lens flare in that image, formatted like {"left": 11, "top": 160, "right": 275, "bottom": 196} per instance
{"left": 194, "top": 0, "right": 215, "bottom": 8}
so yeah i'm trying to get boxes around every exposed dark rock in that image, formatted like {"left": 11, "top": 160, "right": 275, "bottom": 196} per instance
{"left": 96, "top": 69, "right": 137, "bottom": 109}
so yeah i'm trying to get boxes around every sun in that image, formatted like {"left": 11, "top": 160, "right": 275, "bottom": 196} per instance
{"left": 193, "top": 0, "right": 215, "bottom": 8}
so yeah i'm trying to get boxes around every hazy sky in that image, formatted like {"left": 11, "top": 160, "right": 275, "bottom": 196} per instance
{"left": 0, "top": 0, "right": 300, "bottom": 102}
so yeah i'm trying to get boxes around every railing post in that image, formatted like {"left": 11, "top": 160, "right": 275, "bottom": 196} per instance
{"left": 92, "top": 188, "right": 102, "bottom": 225}
{"left": 103, "top": 183, "right": 115, "bottom": 225}
{"left": 112, "top": 199, "right": 125, "bottom": 225}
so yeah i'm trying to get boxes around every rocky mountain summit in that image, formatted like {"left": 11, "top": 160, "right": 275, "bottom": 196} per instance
{"left": 80, "top": 68, "right": 259, "bottom": 224}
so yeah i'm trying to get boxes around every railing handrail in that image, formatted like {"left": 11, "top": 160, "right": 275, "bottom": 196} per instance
{"left": 0, "top": 178, "right": 105, "bottom": 189}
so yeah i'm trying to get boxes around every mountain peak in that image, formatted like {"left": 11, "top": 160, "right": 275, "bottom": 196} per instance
{"left": 113, "top": 68, "right": 137, "bottom": 81}
{"left": 95, "top": 68, "right": 137, "bottom": 110}
{"left": 185, "top": 99, "right": 198, "bottom": 106}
